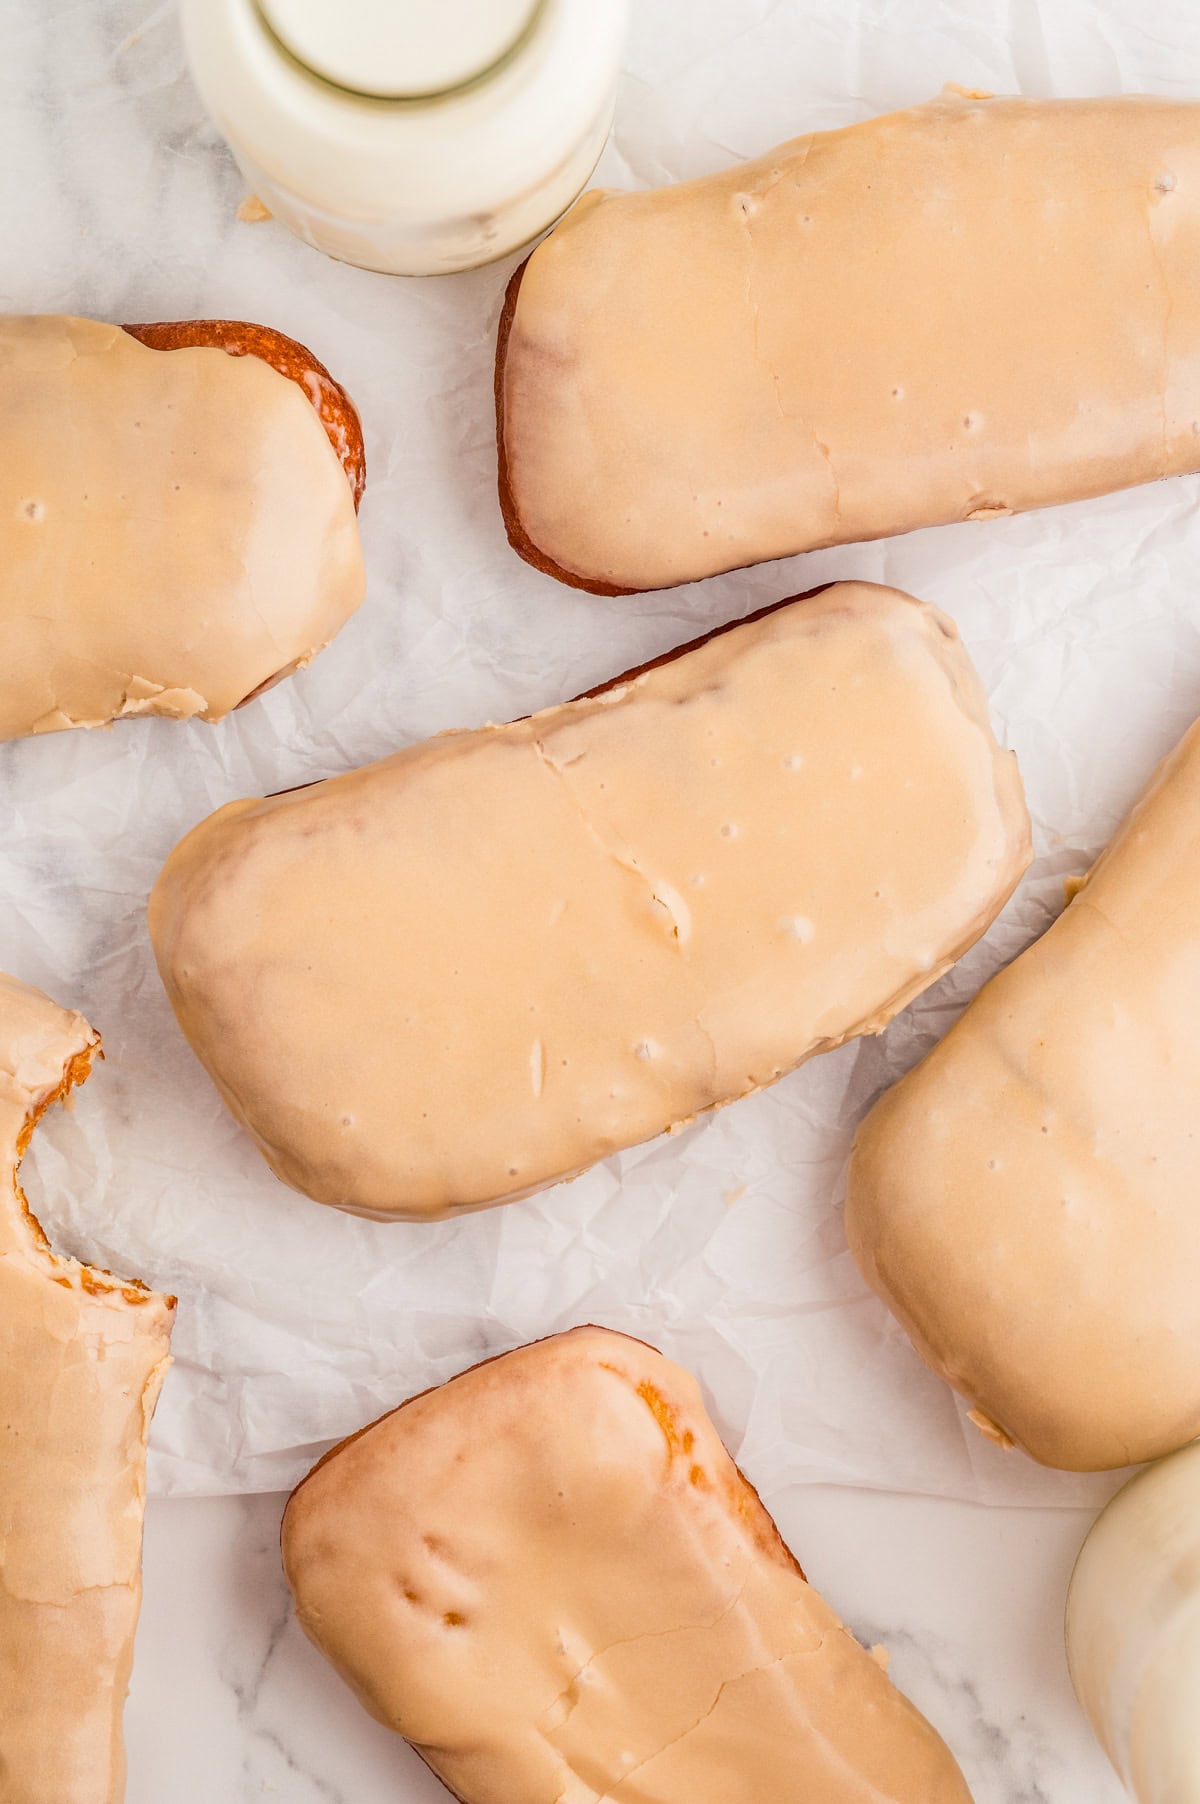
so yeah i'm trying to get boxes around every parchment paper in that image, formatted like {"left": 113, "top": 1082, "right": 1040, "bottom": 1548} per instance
{"left": 3, "top": 0, "right": 1199, "bottom": 1508}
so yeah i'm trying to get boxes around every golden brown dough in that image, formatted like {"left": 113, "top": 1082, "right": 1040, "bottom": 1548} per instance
{"left": 282, "top": 1327, "right": 973, "bottom": 1803}
{"left": 498, "top": 90, "right": 1200, "bottom": 593}
{"left": 148, "top": 581, "right": 1029, "bottom": 1221}
{"left": 0, "top": 314, "right": 365, "bottom": 740}
{"left": 0, "top": 972, "right": 174, "bottom": 1803}
{"left": 846, "top": 718, "right": 1200, "bottom": 1472}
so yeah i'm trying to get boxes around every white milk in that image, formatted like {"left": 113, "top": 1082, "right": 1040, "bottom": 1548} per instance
{"left": 181, "top": 0, "right": 628, "bottom": 274}
{"left": 1067, "top": 1441, "right": 1200, "bottom": 1803}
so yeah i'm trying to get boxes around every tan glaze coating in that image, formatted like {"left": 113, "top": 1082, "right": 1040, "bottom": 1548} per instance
{"left": 0, "top": 314, "right": 365, "bottom": 741}
{"left": 847, "top": 717, "right": 1200, "bottom": 1473}
{"left": 148, "top": 581, "right": 1030, "bottom": 1221}
{"left": 122, "top": 319, "right": 366, "bottom": 507}
{"left": 0, "top": 972, "right": 175, "bottom": 1803}
{"left": 498, "top": 90, "right": 1200, "bottom": 595}
{"left": 282, "top": 1326, "right": 973, "bottom": 1804}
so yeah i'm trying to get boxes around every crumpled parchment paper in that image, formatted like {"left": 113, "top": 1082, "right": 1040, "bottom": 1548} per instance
{"left": 2, "top": 0, "right": 1198, "bottom": 1508}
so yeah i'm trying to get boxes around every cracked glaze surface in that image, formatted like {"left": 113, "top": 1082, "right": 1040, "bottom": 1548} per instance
{"left": 847, "top": 715, "right": 1200, "bottom": 1473}
{"left": 147, "top": 582, "right": 1030, "bottom": 1221}
{"left": 0, "top": 315, "right": 364, "bottom": 740}
{"left": 0, "top": 971, "right": 175, "bottom": 1804}
{"left": 281, "top": 1326, "right": 973, "bottom": 1803}
{"left": 499, "top": 89, "right": 1200, "bottom": 591}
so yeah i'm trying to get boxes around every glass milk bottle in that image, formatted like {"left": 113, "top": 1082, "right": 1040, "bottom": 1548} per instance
{"left": 181, "top": 0, "right": 629, "bottom": 274}
{"left": 1067, "top": 1441, "right": 1200, "bottom": 1802}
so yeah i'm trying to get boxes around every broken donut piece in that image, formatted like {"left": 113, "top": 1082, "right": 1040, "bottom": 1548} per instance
{"left": 0, "top": 971, "right": 175, "bottom": 1803}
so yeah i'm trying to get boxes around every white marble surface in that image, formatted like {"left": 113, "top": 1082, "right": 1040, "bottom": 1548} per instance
{"left": 127, "top": 1486, "right": 1126, "bottom": 1803}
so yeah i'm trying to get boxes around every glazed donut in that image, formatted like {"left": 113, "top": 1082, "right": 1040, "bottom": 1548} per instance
{"left": 0, "top": 313, "right": 365, "bottom": 740}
